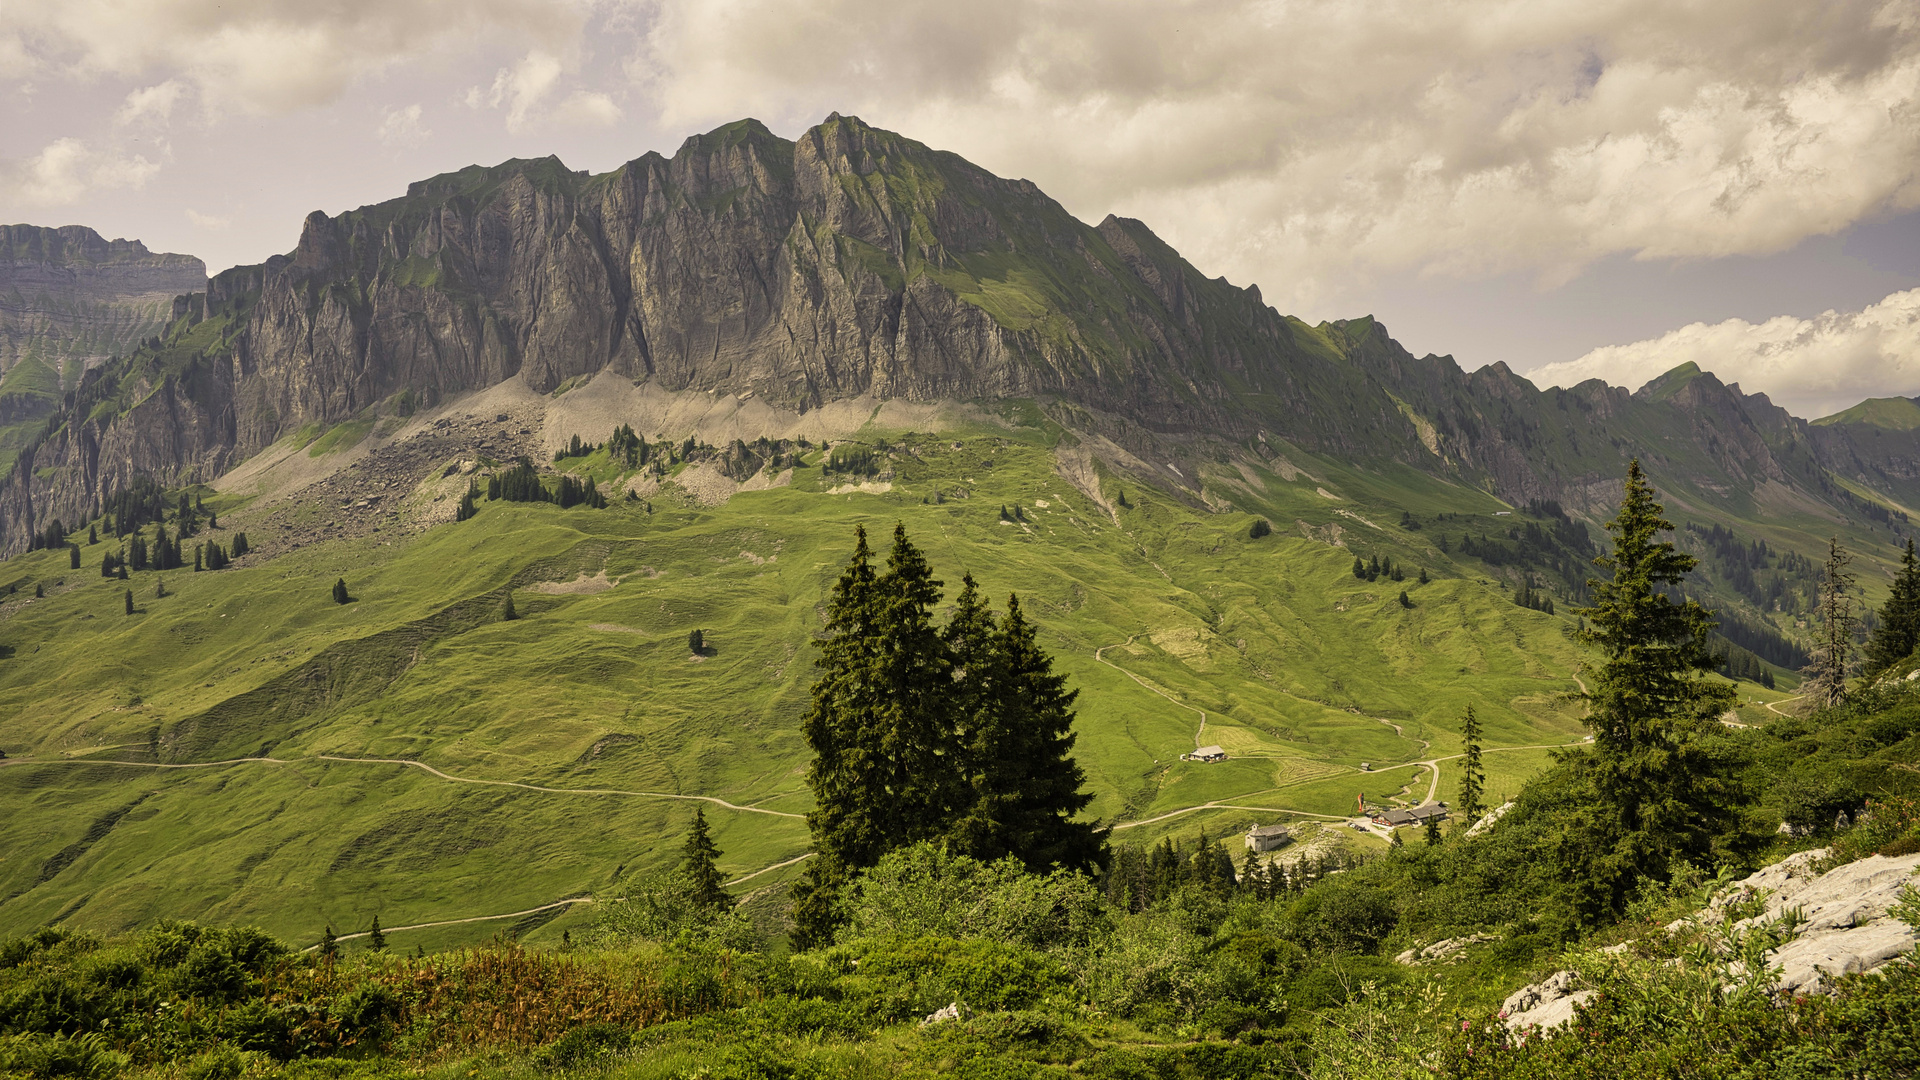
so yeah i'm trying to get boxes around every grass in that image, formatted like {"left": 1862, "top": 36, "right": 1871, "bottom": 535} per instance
{"left": 0, "top": 431, "right": 1730, "bottom": 949}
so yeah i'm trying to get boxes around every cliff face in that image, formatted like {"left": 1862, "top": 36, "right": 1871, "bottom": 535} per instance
{"left": 0, "top": 116, "right": 1912, "bottom": 551}
{"left": 0, "top": 225, "right": 206, "bottom": 387}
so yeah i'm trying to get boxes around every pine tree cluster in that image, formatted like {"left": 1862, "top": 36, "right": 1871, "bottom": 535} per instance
{"left": 486, "top": 458, "right": 607, "bottom": 508}
{"left": 1351, "top": 554, "right": 1403, "bottom": 582}
{"left": 791, "top": 525, "right": 1104, "bottom": 945}
{"left": 1514, "top": 578, "right": 1556, "bottom": 615}
{"left": 1104, "top": 834, "right": 1367, "bottom": 911}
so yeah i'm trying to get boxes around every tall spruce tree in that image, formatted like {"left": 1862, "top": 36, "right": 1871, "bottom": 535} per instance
{"left": 948, "top": 593, "right": 1104, "bottom": 873}
{"left": 680, "top": 808, "right": 730, "bottom": 909}
{"left": 791, "top": 525, "right": 882, "bottom": 946}
{"left": 1569, "top": 459, "right": 1739, "bottom": 913}
{"left": 368, "top": 917, "right": 386, "bottom": 951}
{"left": 1802, "top": 537, "right": 1857, "bottom": 709}
{"left": 1864, "top": 538, "right": 1919, "bottom": 680}
{"left": 1457, "top": 705, "right": 1486, "bottom": 823}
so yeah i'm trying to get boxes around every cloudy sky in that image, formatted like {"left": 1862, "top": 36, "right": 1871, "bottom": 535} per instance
{"left": 5, "top": 0, "right": 1919, "bottom": 418}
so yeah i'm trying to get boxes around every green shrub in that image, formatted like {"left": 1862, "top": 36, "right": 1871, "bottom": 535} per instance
{"left": 841, "top": 843, "right": 1106, "bottom": 950}
{"left": 533, "top": 1023, "right": 631, "bottom": 1069}
{"left": 0, "top": 1032, "right": 128, "bottom": 1080}
{"left": 856, "top": 936, "right": 1063, "bottom": 1012}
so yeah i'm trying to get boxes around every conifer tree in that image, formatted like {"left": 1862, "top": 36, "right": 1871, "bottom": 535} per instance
{"left": 124, "top": 588, "right": 133, "bottom": 615}
{"left": 687, "top": 628, "right": 703, "bottom": 654}
{"left": 1425, "top": 814, "right": 1443, "bottom": 846}
{"left": 1802, "top": 537, "right": 1856, "bottom": 709}
{"left": 950, "top": 593, "right": 1104, "bottom": 873}
{"left": 88, "top": 524, "right": 97, "bottom": 545}
{"left": 679, "top": 807, "right": 729, "bottom": 909}
{"left": 1864, "top": 538, "right": 1920, "bottom": 679}
{"left": 1249, "top": 518, "right": 1272, "bottom": 539}
{"left": 68, "top": 544, "right": 79, "bottom": 569}
{"left": 501, "top": 594, "right": 517, "bottom": 621}
{"left": 232, "top": 532, "right": 249, "bottom": 557}
{"left": 368, "top": 917, "right": 386, "bottom": 951}
{"left": 34, "top": 582, "right": 43, "bottom": 598}
{"left": 1569, "top": 459, "right": 1739, "bottom": 911}
{"left": 791, "top": 525, "right": 882, "bottom": 946}
{"left": 1353, "top": 556, "right": 1366, "bottom": 579}
{"left": 320, "top": 925, "right": 338, "bottom": 961}
{"left": 1458, "top": 704, "right": 1485, "bottom": 823}
{"left": 332, "top": 578, "right": 350, "bottom": 605}
{"left": 867, "top": 524, "right": 964, "bottom": 843}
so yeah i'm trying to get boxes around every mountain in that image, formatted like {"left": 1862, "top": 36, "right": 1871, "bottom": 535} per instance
{"left": 0, "top": 225, "right": 205, "bottom": 471}
{"left": 3, "top": 115, "right": 1915, "bottom": 567}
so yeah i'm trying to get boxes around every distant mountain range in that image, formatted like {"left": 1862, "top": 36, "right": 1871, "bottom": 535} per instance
{"left": 2, "top": 114, "right": 1917, "bottom": 554}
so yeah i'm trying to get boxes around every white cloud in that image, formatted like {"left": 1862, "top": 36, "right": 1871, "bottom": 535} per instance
{"left": 634, "top": 0, "right": 1920, "bottom": 314}
{"left": 377, "top": 103, "right": 430, "bottom": 146}
{"left": 115, "top": 79, "right": 185, "bottom": 126}
{"left": 552, "top": 89, "right": 622, "bottom": 127}
{"left": 0, "top": 0, "right": 584, "bottom": 116}
{"left": 488, "top": 50, "right": 563, "bottom": 132}
{"left": 0, "top": 138, "right": 159, "bottom": 207}
{"left": 185, "top": 208, "right": 231, "bottom": 228}
{"left": 1524, "top": 289, "right": 1920, "bottom": 419}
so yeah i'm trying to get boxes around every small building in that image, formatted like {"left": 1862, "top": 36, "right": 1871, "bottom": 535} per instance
{"left": 1182, "top": 745, "right": 1228, "bottom": 763}
{"left": 1372, "top": 803, "right": 1449, "bottom": 828}
{"left": 1246, "top": 823, "right": 1293, "bottom": 852}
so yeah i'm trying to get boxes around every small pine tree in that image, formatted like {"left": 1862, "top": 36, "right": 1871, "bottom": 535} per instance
{"left": 1115, "top": 489, "right": 1131, "bottom": 509}
{"left": 1458, "top": 704, "right": 1485, "bottom": 823}
{"left": 1418, "top": 567, "right": 1430, "bottom": 584}
{"left": 368, "top": 916, "right": 386, "bottom": 951}
{"left": 1425, "top": 814, "right": 1443, "bottom": 846}
{"left": 500, "top": 594, "right": 517, "bottom": 621}
{"left": 1352, "top": 556, "right": 1366, "bottom": 579}
{"left": 1802, "top": 537, "right": 1856, "bottom": 709}
{"left": 123, "top": 588, "right": 133, "bottom": 615}
{"left": 232, "top": 532, "right": 249, "bottom": 557}
{"left": 332, "top": 578, "right": 350, "bottom": 605}
{"left": 34, "top": 582, "right": 43, "bottom": 599}
{"left": 88, "top": 524, "right": 98, "bottom": 545}
{"left": 155, "top": 578, "right": 165, "bottom": 599}
{"left": 1398, "top": 590, "right": 1412, "bottom": 608}
{"left": 1760, "top": 668, "right": 1776, "bottom": 690}
{"left": 68, "top": 544, "right": 80, "bottom": 570}
{"left": 680, "top": 807, "right": 730, "bottom": 909}
{"left": 320, "top": 925, "right": 338, "bottom": 961}
{"left": 1249, "top": 518, "right": 1271, "bottom": 539}
{"left": 1388, "top": 827, "right": 1403, "bottom": 848}
{"left": 687, "top": 628, "right": 703, "bottom": 654}
{"left": 1864, "top": 537, "right": 1920, "bottom": 679}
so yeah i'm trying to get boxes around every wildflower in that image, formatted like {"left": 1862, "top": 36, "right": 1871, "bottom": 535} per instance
{"left": 1461, "top": 1020, "right": 1471, "bottom": 1031}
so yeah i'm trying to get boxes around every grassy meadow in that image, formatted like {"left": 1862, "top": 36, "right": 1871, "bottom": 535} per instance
{"left": 0, "top": 422, "right": 1770, "bottom": 949}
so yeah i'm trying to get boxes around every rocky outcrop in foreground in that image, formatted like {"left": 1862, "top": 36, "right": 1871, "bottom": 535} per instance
{"left": 1502, "top": 848, "right": 1920, "bottom": 1031}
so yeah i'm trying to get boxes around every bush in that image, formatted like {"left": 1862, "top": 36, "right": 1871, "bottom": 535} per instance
{"left": 534, "top": 1023, "right": 632, "bottom": 1069}
{"left": 855, "top": 935, "right": 1065, "bottom": 1012}
{"left": 0, "top": 1032, "right": 128, "bottom": 1080}
{"left": 842, "top": 843, "right": 1106, "bottom": 950}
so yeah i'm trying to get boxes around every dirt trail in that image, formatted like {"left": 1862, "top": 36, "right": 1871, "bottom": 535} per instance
{"left": 315, "top": 755, "right": 804, "bottom": 818}
{"left": 311, "top": 898, "right": 595, "bottom": 950}
{"left": 2, "top": 754, "right": 804, "bottom": 819}
{"left": 1765, "top": 695, "right": 1804, "bottom": 716}
{"left": 1095, "top": 636, "right": 1208, "bottom": 749}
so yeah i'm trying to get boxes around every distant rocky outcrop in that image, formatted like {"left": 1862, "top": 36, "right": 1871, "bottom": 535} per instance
{"left": 0, "top": 224, "right": 206, "bottom": 388}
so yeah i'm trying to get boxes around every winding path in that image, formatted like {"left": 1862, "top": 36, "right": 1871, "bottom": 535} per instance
{"left": 1, "top": 753, "right": 805, "bottom": 819}
{"left": 1095, "top": 636, "right": 1207, "bottom": 749}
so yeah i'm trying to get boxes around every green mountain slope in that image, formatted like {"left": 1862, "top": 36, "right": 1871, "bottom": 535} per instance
{"left": 0, "top": 423, "right": 1617, "bottom": 945}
